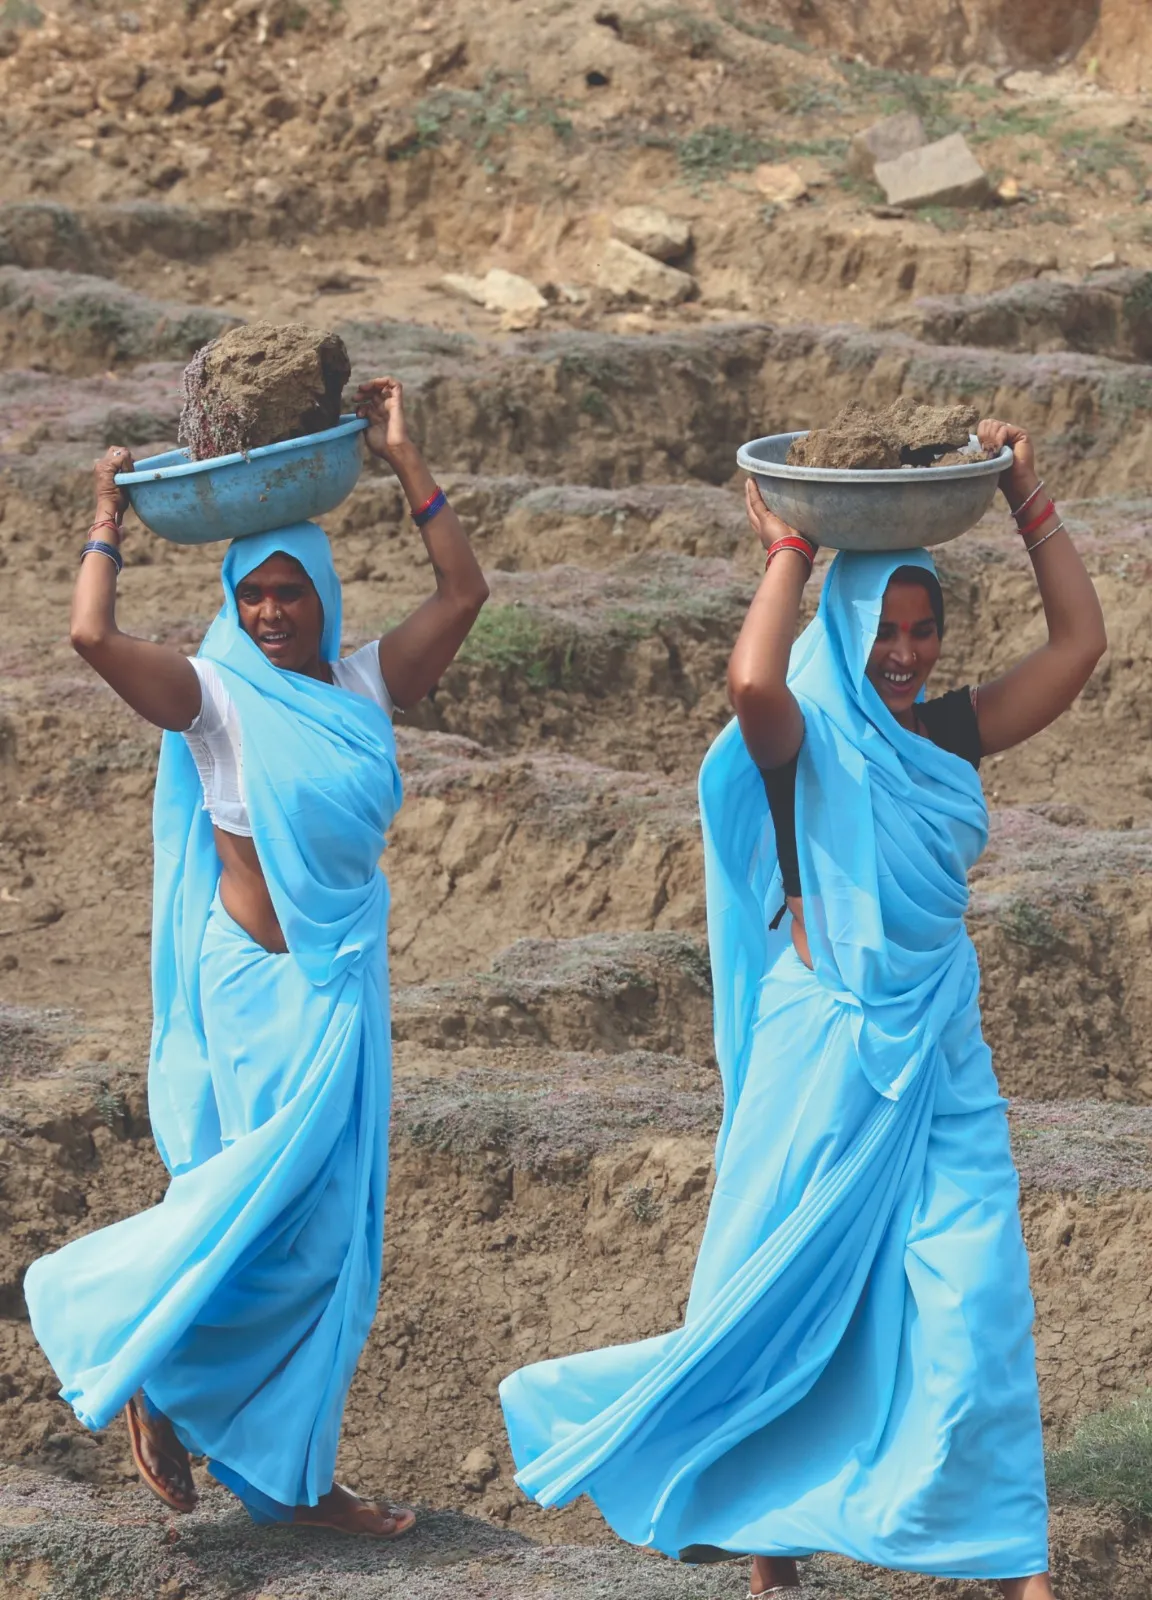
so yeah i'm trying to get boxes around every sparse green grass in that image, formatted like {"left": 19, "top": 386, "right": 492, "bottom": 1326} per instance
{"left": 675, "top": 123, "right": 782, "bottom": 184}
{"left": 1047, "top": 1390, "right": 1152, "bottom": 1519}
{"left": 391, "top": 73, "right": 573, "bottom": 164}
{"left": 840, "top": 61, "right": 964, "bottom": 143}
{"left": 627, "top": 4, "right": 720, "bottom": 59}
{"left": 456, "top": 604, "right": 564, "bottom": 685}
{"left": 1060, "top": 128, "right": 1147, "bottom": 190}
{"left": 0, "top": 0, "right": 42, "bottom": 25}
{"left": 970, "top": 106, "right": 1060, "bottom": 144}
{"left": 716, "top": 3, "right": 812, "bottom": 54}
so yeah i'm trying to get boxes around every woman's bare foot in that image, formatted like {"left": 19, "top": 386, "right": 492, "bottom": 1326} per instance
{"left": 749, "top": 1555, "right": 800, "bottom": 1595}
{"left": 124, "top": 1393, "right": 197, "bottom": 1514}
{"left": 293, "top": 1482, "right": 416, "bottom": 1538}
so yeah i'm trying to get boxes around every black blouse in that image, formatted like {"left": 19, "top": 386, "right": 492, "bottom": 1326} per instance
{"left": 760, "top": 687, "right": 982, "bottom": 900}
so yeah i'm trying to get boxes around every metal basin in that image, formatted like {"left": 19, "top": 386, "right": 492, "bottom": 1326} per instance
{"left": 114, "top": 415, "right": 369, "bottom": 545}
{"left": 736, "top": 431, "right": 1012, "bottom": 551}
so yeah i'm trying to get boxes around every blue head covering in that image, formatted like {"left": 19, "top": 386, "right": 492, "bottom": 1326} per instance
{"left": 149, "top": 523, "right": 402, "bottom": 1173}
{"left": 700, "top": 548, "right": 987, "bottom": 1158}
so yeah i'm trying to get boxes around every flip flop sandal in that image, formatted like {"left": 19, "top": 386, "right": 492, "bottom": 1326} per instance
{"left": 293, "top": 1487, "right": 416, "bottom": 1540}
{"left": 124, "top": 1395, "right": 197, "bottom": 1515}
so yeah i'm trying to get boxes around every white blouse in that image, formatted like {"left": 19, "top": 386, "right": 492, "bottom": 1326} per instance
{"left": 182, "top": 641, "right": 393, "bottom": 838}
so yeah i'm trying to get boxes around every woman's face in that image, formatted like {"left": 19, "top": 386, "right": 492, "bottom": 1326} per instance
{"left": 865, "top": 579, "right": 941, "bottom": 716}
{"left": 234, "top": 554, "right": 324, "bottom": 672}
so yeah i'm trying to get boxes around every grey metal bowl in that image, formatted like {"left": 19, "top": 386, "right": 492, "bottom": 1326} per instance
{"left": 736, "top": 431, "right": 1013, "bottom": 551}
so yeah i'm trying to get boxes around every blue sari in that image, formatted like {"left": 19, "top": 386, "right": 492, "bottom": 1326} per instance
{"left": 25, "top": 525, "right": 402, "bottom": 1520}
{"left": 500, "top": 549, "right": 1048, "bottom": 1579}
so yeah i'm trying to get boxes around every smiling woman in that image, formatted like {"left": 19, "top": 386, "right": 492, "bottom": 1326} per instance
{"left": 500, "top": 418, "right": 1108, "bottom": 1600}
{"left": 24, "top": 375, "right": 488, "bottom": 1538}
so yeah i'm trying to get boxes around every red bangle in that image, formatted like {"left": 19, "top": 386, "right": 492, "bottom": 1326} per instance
{"left": 412, "top": 488, "right": 441, "bottom": 519}
{"left": 1016, "top": 500, "right": 1055, "bottom": 542}
{"left": 766, "top": 535, "right": 816, "bottom": 572}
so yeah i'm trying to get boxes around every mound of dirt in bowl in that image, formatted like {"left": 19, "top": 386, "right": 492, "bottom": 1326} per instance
{"left": 787, "top": 399, "right": 983, "bottom": 470}
{"left": 178, "top": 321, "right": 351, "bottom": 461}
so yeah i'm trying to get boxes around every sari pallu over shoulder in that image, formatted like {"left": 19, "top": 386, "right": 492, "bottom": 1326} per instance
{"left": 25, "top": 524, "right": 404, "bottom": 1517}
{"left": 499, "top": 551, "right": 1048, "bottom": 1580}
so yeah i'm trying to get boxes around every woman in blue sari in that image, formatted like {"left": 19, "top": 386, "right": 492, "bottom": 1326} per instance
{"left": 501, "top": 419, "right": 1106, "bottom": 1598}
{"left": 25, "top": 377, "right": 488, "bottom": 1537}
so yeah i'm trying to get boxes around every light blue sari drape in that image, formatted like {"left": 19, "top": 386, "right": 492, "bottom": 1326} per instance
{"left": 25, "top": 524, "right": 402, "bottom": 1520}
{"left": 500, "top": 549, "right": 1048, "bottom": 1579}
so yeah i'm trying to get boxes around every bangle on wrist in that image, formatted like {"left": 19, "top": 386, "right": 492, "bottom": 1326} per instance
{"left": 765, "top": 534, "right": 817, "bottom": 574}
{"left": 80, "top": 539, "right": 123, "bottom": 574}
{"left": 1015, "top": 500, "right": 1056, "bottom": 543}
{"left": 412, "top": 487, "right": 447, "bottom": 528}
{"left": 89, "top": 516, "right": 122, "bottom": 540}
{"left": 1008, "top": 479, "right": 1045, "bottom": 518}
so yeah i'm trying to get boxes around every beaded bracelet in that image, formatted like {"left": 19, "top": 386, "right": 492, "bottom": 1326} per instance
{"left": 80, "top": 539, "right": 123, "bottom": 574}
{"left": 412, "top": 487, "right": 447, "bottom": 528}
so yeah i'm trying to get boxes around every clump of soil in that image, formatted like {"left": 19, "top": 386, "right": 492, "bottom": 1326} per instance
{"left": 788, "top": 399, "right": 983, "bottom": 470}
{"left": 178, "top": 322, "right": 351, "bottom": 460}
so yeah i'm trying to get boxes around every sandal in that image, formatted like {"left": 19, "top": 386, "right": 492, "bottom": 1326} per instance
{"left": 293, "top": 1483, "right": 416, "bottom": 1539}
{"left": 124, "top": 1392, "right": 197, "bottom": 1514}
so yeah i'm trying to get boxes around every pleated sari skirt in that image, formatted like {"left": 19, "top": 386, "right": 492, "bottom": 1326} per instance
{"left": 501, "top": 941, "right": 1048, "bottom": 1579}
{"left": 26, "top": 891, "right": 391, "bottom": 1521}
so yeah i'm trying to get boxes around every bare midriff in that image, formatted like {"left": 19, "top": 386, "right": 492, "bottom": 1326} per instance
{"left": 214, "top": 828, "right": 287, "bottom": 953}
{"left": 786, "top": 894, "right": 813, "bottom": 970}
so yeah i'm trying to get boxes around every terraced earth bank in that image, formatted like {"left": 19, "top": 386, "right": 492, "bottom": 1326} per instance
{"left": 4, "top": 2, "right": 1152, "bottom": 1597}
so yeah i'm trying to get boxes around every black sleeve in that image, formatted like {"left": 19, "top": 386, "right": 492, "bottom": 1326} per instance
{"left": 917, "top": 686, "right": 982, "bottom": 770}
{"left": 758, "top": 754, "right": 802, "bottom": 898}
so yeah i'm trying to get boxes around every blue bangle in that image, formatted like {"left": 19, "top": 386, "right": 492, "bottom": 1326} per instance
{"left": 412, "top": 488, "right": 446, "bottom": 528}
{"left": 80, "top": 539, "right": 123, "bottom": 574}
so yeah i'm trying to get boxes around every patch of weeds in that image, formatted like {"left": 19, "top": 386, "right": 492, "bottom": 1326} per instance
{"left": 1031, "top": 206, "right": 1072, "bottom": 227}
{"left": 1060, "top": 129, "right": 1146, "bottom": 189}
{"left": 970, "top": 106, "right": 1059, "bottom": 144}
{"left": 558, "top": 348, "right": 632, "bottom": 389}
{"left": 95, "top": 1083, "right": 126, "bottom": 1130}
{"left": 781, "top": 79, "right": 847, "bottom": 118}
{"left": 623, "top": 1181, "right": 664, "bottom": 1225}
{"left": 676, "top": 123, "right": 781, "bottom": 184}
{"left": 0, "top": 0, "right": 42, "bottom": 25}
{"left": 918, "top": 205, "right": 971, "bottom": 233}
{"left": 392, "top": 73, "right": 573, "bottom": 164}
{"left": 456, "top": 604, "right": 577, "bottom": 688}
{"left": 716, "top": 3, "right": 811, "bottom": 53}
{"left": 1122, "top": 273, "right": 1152, "bottom": 322}
{"left": 841, "top": 61, "right": 963, "bottom": 143}
{"left": 999, "top": 897, "right": 1058, "bottom": 950}
{"left": 579, "top": 386, "right": 613, "bottom": 423}
{"left": 628, "top": 5, "right": 720, "bottom": 58}
{"left": 785, "top": 135, "right": 849, "bottom": 162}
{"left": 836, "top": 170, "right": 883, "bottom": 204}
{"left": 1047, "top": 1390, "right": 1152, "bottom": 1519}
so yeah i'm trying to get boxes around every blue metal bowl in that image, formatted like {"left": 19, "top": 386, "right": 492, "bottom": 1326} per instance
{"left": 114, "top": 415, "right": 369, "bottom": 545}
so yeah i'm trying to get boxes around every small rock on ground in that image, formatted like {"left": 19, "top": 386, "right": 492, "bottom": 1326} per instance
{"left": 848, "top": 111, "right": 926, "bottom": 179}
{"left": 610, "top": 205, "right": 692, "bottom": 263}
{"left": 874, "top": 133, "right": 990, "bottom": 210}
{"left": 596, "top": 238, "right": 696, "bottom": 305}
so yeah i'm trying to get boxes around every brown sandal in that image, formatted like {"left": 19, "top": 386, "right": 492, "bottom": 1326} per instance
{"left": 124, "top": 1393, "right": 197, "bottom": 1514}
{"left": 293, "top": 1483, "right": 416, "bottom": 1539}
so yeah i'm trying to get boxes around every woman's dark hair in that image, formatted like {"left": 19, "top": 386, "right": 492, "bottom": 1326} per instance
{"left": 889, "top": 566, "right": 945, "bottom": 639}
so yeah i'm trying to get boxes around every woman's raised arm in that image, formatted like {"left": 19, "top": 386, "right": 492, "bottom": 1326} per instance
{"left": 971, "top": 420, "right": 1107, "bottom": 757}
{"left": 356, "top": 377, "right": 489, "bottom": 712}
{"left": 70, "top": 449, "right": 202, "bottom": 732}
{"left": 727, "top": 481, "right": 814, "bottom": 770}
